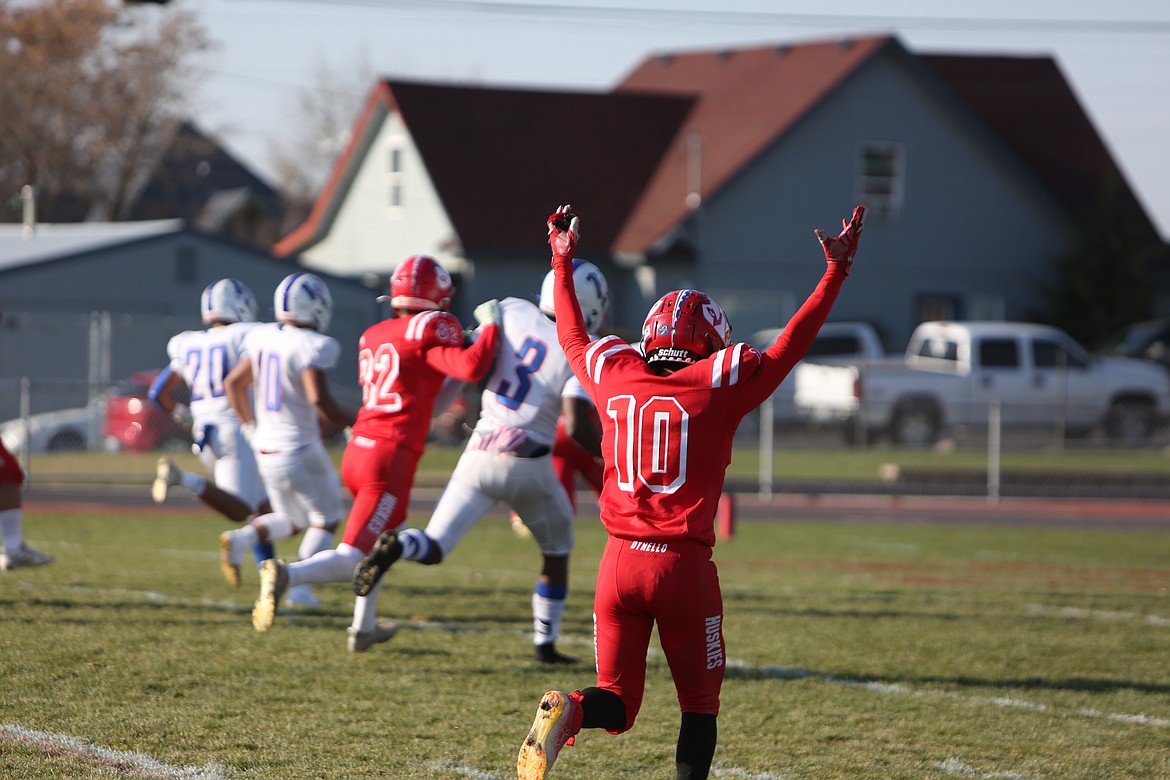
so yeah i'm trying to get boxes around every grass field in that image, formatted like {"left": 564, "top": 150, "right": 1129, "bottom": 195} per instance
{"left": 3, "top": 502, "right": 1169, "bottom": 779}
{"left": 17, "top": 439, "right": 1170, "bottom": 488}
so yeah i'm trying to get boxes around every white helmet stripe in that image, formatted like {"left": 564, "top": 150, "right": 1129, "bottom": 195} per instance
{"left": 406, "top": 310, "right": 439, "bottom": 341}
{"left": 586, "top": 335, "right": 631, "bottom": 384}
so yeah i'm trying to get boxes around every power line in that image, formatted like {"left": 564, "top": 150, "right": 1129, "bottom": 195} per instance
{"left": 237, "top": 0, "right": 1170, "bottom": 36}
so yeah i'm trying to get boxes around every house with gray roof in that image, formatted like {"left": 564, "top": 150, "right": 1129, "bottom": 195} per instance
{"left": 0, "top": 221, "right": 378, "bottom": 418}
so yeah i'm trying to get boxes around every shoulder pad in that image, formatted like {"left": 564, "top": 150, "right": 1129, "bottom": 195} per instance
{"left": 709, "top": 342, "right": 755, "bottom": 389}
{"left": 407, "top": 310, "right": 463, "bottom": 347}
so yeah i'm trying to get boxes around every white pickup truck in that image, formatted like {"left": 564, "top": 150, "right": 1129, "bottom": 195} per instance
{"left": 794, "top": 321, "right": 1170, "bottom": 445}
{"left": 749, "top": 321, "right": 887, "bottom": 424}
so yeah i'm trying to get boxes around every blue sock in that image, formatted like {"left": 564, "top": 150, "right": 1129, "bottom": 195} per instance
{"left": 399, "top": 528, "right": 435, "bottom": 562}
{"left": 535, "top": 581, "right": 568, "bottom": 600}
{"left": 253, "top": 541, "right": 275, "bottom": 568}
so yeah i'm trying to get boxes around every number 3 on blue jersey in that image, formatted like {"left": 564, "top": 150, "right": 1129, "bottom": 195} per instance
{"left": 493, "top": 337, "right": 547, "bottom": 410}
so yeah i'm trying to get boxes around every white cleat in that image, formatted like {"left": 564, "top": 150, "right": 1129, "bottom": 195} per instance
{"left": 510, "top": 512, "right": 533, "bottom": 539}
{"left": 347, "top": 622, "right": 399, "bottom": 653}
{"left": 0, "top": 543, "right": 55, "bottom": 571}
{"left": 284, "top": 583, "right": 320, "bottom": 608}
{"left": 252, "top": 559, "right": 288, "bottom": 632}
{"left": 218, "top": 531, "right": 240, "bottom": 588}
{"left": 151, "top": 457, "right": 181, "bottom": 504}
{"left": 517, "top": 690, "right": 581, "bottom": 780}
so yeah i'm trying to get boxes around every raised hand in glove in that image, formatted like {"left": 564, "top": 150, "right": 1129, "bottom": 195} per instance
{"left": 547, "top": 204, "right": 579, "bottom": 263}
{"left": 814, "top": 205, "right": 867, "bottom": 276}
{"left": 473, "top": 298, "right": 500, "bottom": 328}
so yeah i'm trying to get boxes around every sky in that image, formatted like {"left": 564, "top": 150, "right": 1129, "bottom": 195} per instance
{"left": 185, "top": 0, "right": 1170, "bottom": 239}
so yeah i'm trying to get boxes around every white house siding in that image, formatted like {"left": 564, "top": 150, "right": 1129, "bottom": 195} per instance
{"left": 685, "top": 48, "right": 1073, "bottom": 348}
{"left": 300, "top": 110, "right": 462, "bottom": 280}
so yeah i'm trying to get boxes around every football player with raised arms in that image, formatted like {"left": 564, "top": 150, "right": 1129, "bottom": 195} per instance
{"left": 353, "top": 259, "right": 607, "bottom": 665}
{"left": 149, "top": 279, "right": 277, "bottom": 571}
{"left": 250, "top": 255, "right": 502, "bottom": 651}
{"left": 223, "top": 272, "right": 357, "bottom": 617}
{"left": 517, "top": 203, "right": 866, "bottom": 780}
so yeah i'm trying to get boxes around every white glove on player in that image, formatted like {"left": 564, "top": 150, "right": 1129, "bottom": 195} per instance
{"left": 474, "top": 299, "right": 500, "bottom": 327}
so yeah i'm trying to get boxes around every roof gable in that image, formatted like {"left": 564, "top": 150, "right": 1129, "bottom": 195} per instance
{"left": 612, "top": 36, "right": 893, "bottom": 254}
{"left": 124, "top": 121, "right": 280, "bottom": 223}
{"left": 275, "top": 80, "right": 694, "bottom": 260}
{"left": 919, "top": 53, "right": 1163, "bottom": 253}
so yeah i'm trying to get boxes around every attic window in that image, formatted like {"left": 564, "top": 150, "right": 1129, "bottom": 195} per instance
{"left": 387, "top": 142, "right": 404, "bottom": 210}
{"left": 855, "top": 141, "right": 903, "bottom": 220}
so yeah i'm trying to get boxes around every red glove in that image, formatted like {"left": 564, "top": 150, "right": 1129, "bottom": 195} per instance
{"left": 547, "top": 204, "right": 579, "bottom": 263}
{"left": 814, "top": 205, "right": 867, "bottom": 276}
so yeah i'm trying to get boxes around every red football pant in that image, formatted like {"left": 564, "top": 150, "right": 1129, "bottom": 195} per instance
{"left": 339, "top": 437, "right": 422, "bottom": 552}
{"left": 0, "top": 442, "right": 23, "bottom": 485}
{"left": 592, "top": 536, "right": 725, "bottom": 732}
{"left": 551, "top": 419, "right": 602, "bottom": 512}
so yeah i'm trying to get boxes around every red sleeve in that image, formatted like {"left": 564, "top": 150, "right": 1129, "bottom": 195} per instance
{"left": 735, "top": 265, "right": 847, "bottom": 411}
{"left": 551, "top": 256, "right": 593, "bottom": 381}
{"left": 424, "top": 322, "right": 499, "bottom": 382}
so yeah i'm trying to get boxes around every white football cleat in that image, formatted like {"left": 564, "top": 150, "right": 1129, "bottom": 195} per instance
{"left": 151, "top": 457, "right": 182, "bottom": 504}
{"left": 510, "top": 512, "right": 533, "bottom": 539}
{"left": 252, "top": 559, "right": 288, "bottom": 632}
{"left": 284, "top": 583, "right": 320, "bottom": 608}
{"left": 517, "top": 690, "right": 582, "bottom": 780}
{"left": 218, "top": 531, "right": 240, "bottom": 588}
{"left": 347, "top": 622, "right": 399, "bottom": 653}
{"left": 0, "top": 543, "right": 55, "bottom": 571}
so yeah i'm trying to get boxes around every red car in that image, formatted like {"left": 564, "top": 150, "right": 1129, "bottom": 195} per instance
{"left": 104, "top": 371, "right": 193, "bottom": 453}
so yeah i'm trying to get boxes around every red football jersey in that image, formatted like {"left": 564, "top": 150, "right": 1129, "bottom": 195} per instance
{"left": 553, "top": 260, "right": 846, "bottom": 546}
{"left": 352, "top": 311, "right": 497, "bottom": 451}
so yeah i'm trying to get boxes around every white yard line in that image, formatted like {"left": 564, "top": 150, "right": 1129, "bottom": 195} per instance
{"left": 0, "top": 725, "right": 233, "bottom": 779}
{"left": 729, "top": 662, "right": 1170, "bottom": 728}
{"left": 934, "top": 757, "right": 1035, "bottom": 778}
{"left": 1026, "top": 602, "right": 1170, "bottom": 628}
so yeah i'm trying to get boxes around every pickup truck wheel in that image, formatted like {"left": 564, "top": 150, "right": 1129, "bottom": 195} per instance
{"left": 889, "top": 402, "right": 941, "bottom": 446}
{"left": 842, "top": 420, "right": 870, "bottom": 446}
{"left": 1104, "top": 399, "right": 1154, "bottom": 443}
{"left": 47, "top": 429, "right": 88, "bottom": 451}
{"left": 156, "top": 434, "right": 192, "bottom": 452}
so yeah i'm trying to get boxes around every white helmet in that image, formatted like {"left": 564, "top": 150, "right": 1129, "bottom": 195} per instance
{"left": 275, "top": 272, "right": 333, "bottom": 332}
{"left": 201, "top": 278, "right": 258, "bottom": 324}
{"left": 539, "top": 259, "right": 609, "bottom": 333}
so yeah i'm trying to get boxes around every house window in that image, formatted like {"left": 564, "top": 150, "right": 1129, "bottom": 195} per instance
{"left": 176, "top": 245, "right": 196, "bottom": 284}
{"left": 856, "top": 142, "right": 903, "bottom": 220}
{"left": 387, "top": 144, "right": 404, "bottom": 209}
{"left": 968, "top": 295, "right": 1005, "bottom": 321}
{"left": 916, "top": 294, "right": 960, "bottom": 324}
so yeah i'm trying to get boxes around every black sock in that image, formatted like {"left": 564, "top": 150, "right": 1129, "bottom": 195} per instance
{"left": 675, "top": 712, "right": 717, "bottom": 780}
{"left": 578, "top": 687, "right": 627, "bottom": 731}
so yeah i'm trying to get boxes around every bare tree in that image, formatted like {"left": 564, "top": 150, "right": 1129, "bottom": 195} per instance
{"left": 0, "top": 0, "right": 209, "bottom": 223}
{"left": 267, "top": 53, "right": 371, "bottom": 229}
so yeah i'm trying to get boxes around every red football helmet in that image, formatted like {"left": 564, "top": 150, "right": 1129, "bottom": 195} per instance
{"left": 640, "top": 289, "right": 733, "bottom": 365}
{"left": 390, "top": 254, "right": 454, "bottom": 311}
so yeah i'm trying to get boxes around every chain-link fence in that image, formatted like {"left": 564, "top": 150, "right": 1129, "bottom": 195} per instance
{"left": 0, "top": 309, "right": 369, "bottom": 483}
{"left": 5, "top": 311, "right": 1169, "bottom": 500}
{"left": 743, "top": 392, "right": 1170, "bottom": 502}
